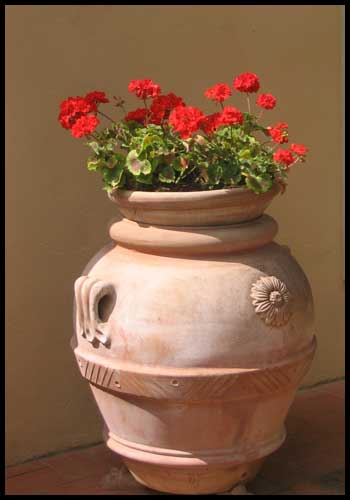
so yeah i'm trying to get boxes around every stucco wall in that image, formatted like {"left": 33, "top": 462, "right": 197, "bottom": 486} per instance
{"left": 5, "top": 5, "right": 344, "bottom": 465}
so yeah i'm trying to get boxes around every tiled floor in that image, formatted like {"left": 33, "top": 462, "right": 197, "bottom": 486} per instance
{"left": 5, "top": 380, "right": 345, "bottom": 495}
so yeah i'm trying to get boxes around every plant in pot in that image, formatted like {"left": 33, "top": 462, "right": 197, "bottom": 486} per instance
{"left": 59, "top": 73, "right": 316, "bottom": 495}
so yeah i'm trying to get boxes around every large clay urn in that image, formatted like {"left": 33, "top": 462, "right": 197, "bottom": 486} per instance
{"left": 71, "top": 184, "right": 316, "bottom": 494}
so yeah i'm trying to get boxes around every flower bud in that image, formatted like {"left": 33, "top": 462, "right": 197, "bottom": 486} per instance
{"left": 113, "top": 96, "right": 125, "bottom": 107}
{"left": 180, "top": 157, "right": 188, "bottom": 169}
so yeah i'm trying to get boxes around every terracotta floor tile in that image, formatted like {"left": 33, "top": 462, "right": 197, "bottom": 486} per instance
{"left": 42, "top": 451, "right": 108, "bottom": 482}
{"left": 249, "top": 474, "right": 283, "bottom": 495}
{"left": 259, "top": 431, "right": 345, "bottom": 492}
{"left": 317, "top": 380, "right": 345, "bottom": 399}
{"left": 272, "top": 475, "right": 345, "bottom": 496}
{"left": 258, "top": 448, "right": 309, "bottom": 491}
{"left": 80, "top": 444, "right": 124, "bottom": 467}
{"left": 5, "top": 466, "right": 65, "bottom": 495}
{"left": 5, "top": 460, "right": 47, "bottom": 479}
{"left": 287, "top": 391, "right": 344, "bottom": 439}
{"left": 293, "top": 435, "right": 345, "bottom": 479}
{"left": 78, "top": 442, "right": 110, "bottom": 459}
{"left": 39, "top": 468, "right": 155, "bottom": 495}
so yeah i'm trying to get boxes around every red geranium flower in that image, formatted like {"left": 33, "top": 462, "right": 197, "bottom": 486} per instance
{"left": 169, "top": 105, "right": 204, "bottom": 139}
{"left": 233, "top": 72, "right": 260, "bottom": 93}
{"left": 218, "top": 106, "right": 244, "bottom": 126}
{"left": 256, "top": 93, "right": 276, "bottom": 110}
{"left": 267, "top": 122, "right": 289, "bottom": 144}
{"left": 149, "top": 93, "right": 184, "bottom": 124}
{"left": 128, "top": 79, "right": 161, "bottom": 99}
{"left": 273, "top": 149, "right": 295, "bottom": 167}
{"left": 124, "top": 108, "right": 149, "bottom": 125}
{"left": 85, "top": 91, "right": 109, "bottom": 104}
{"left": 198, "top": 113, "right": 221, "bottom": 135}
{"left": 204, "top": 83, "right": 231, "bottom": 103}
{"left": 71, "top": 114, "right": 99, "bottom": 138}
{"left": 58, "top": 96, "right": 96, "bottom": 130}
{"left": 290, "top": 143, "right": 308, "bottom": 156}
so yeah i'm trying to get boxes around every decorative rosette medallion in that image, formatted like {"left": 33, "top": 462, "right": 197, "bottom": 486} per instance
{"left": 250, "top": 276, "right": 292, "bottom": 327}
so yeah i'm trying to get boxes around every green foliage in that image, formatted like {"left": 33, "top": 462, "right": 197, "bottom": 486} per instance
{"left": 158, "top": 165, "right": 175, "bottom": 183}
{"left": 85, "top": 114, "right": 287, "bottom": 194}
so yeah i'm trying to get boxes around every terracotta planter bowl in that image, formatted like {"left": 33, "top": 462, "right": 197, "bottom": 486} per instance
{"left": 71, "top": 185, "right": 316, "bottom": 494}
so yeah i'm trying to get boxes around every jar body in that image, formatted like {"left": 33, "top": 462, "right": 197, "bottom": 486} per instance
{"left": 72, "top": 191, "right": 316, "bottom": 494}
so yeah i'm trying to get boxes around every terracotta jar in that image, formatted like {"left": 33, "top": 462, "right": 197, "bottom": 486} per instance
{"left": 71, "top": 185, "right": 316, "bottom": 495}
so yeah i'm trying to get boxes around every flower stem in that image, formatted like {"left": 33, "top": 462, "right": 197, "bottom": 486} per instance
{"left": 143, "top": 99, "right": 149, "bottom": 126}
{"left": 261, "top": 139, "right": 273, "bottom": 146}
{"left": 97, "top": 110, "right": 117, "bottom": 124}
{"left": 246, "top": 94, "right": 251, "bottom": 114}
{"left": 87, "top": 133, "right": 99, "bottom": 141}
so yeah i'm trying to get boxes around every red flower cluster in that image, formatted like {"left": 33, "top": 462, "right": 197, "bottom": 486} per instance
{"left": 169, "top": 105, "right": 204, "bottom": 139}
{"left": 267, "top": 122, "right": 289, "bottom": 143}
{"left": 71, "top": 114, "right": 100, "bottom": 138}
{"left": 198, "top": 107, "right": 243, "bottom": 136}
{"left": 85, "top": 91, "right": 109, "bottom": 105}
{"left": 204, "top": 83, "right": 231, "bottom": 103}
{"left": 58, "top": 91, "right": 108, "bottom": 137}
{"left": 233, "top": 72, "right": 260, "bottom": 93}
{"left": 273, "top": 149, "right": 295, "bottom": 167}
{"left": 256, "top": 93, "right": 276, "bottom": 110}
{"left": 199, "top": 113, "right": 221, "bottom": 135}
{"left": 290, "top": 143, "right": 308, "bottom": 156}
{"left": 58, "top": 97, "right": 94, "bottom": 130}
{"left": 124, "top": 108, "right": 149, "bottom": 125}
{"left": 149, "top": 93, "right": 185, "bottom": 125}
{"left": 218, "top": 106, "right": 244, "bottom": 126}
{"left": 128, "top": 79, "right": 161, "bottom": 100}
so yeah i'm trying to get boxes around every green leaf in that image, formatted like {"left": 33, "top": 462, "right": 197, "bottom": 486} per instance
{"left": 207, "top": 164, "right": 223, "bottom": 185}
{"left": 151, "top": 157, "right": 160, "bottom": 170}
{"left": 126, "top": 150, "right": 151, "bottom": 176}
{"left": 158, "top": 165, "right": 175, "bottom": 183}
{"left": 221, "top": 163, "right": 241, "bottom": 184}
{"left": 245, "top": 174, "right": 273, "bottom": 194}
{"left": 102, "top": 167, "right": 115, "bottom": 183}
{"left": 87, "top": 159, "right": 105, "bottom": 171}
{"left": 140, "top": 159, "right": 152, "bottom": 175}
{"left": 238, "top": 149, "right": 251, "bottom": 160}
{"left": 111, "top": 165, "right": 125, "bottom": 187}
{"left": 126, "top": 150, "right": 142, "bottom": 176}
{"left": 88, "top": 141, "right": 100, "bottom": 154}
{"left": 136, "top": 172, "right": 153, "bottom": 185}
{"left": 140, "top": 134, "right": 162, "bottom": 154}
{"left": 111, "top": 152, "right": 126, "bottom": 164}
{"left": 245, "top": 175, "right": 261, "bottom": 193}
{"left": 102, "top": 164, "right": 125, "bottom": 190}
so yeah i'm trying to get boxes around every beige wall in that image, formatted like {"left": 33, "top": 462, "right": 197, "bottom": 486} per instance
{"left": 5, "top": 5, "right": 344, "bottom": 466}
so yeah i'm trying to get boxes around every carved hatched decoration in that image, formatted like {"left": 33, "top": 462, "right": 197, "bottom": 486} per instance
{"left": 73, "top": 337, "right": 316, "bottom": 400}
{"left": 250, "top": 276, "right": 292, "bottom": 327}
{"left": 74, "top": 276, "right": 116, "bottom": 346}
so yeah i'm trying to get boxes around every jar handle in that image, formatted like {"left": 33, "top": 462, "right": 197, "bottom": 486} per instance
{"left": 74, "top": 276, "right": 115, "bottom": 345}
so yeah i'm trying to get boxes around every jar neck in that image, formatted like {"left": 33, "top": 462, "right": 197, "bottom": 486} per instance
{"left": 109, "top": 214, "right": 278, "bottom": 257}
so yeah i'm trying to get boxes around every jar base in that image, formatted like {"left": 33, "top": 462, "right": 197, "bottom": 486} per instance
{"left": 121, "top": 456, "right": 264, "bottom": 495}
